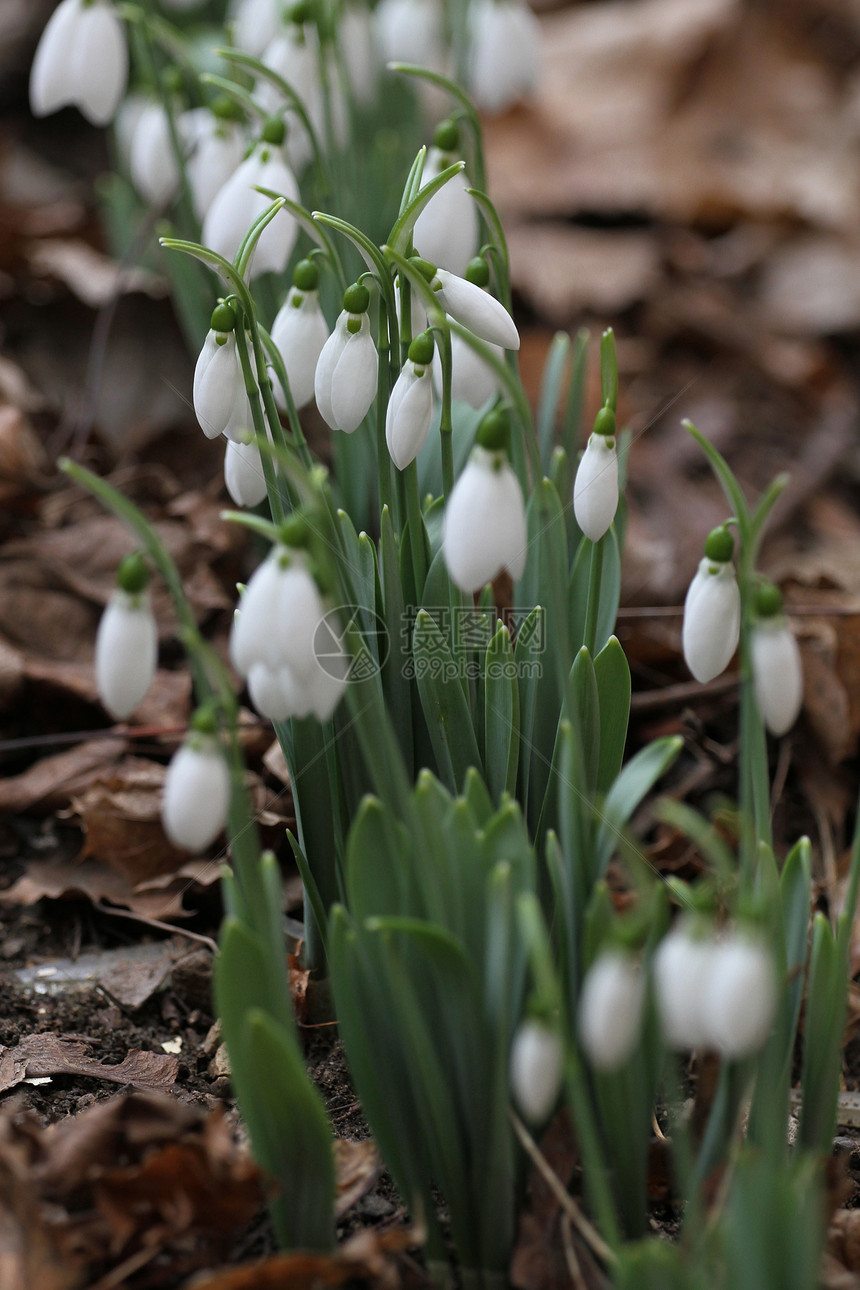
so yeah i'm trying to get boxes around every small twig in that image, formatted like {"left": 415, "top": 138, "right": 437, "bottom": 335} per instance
{"left": 560, "top": 1212, "right": 591, "bottom": 1290}
{"left": 94, "top": 902, "right": 218, "bottom": 953}
{"left": 631, "top": 673, "right": 739, "bottom": 713}
{"left": 509, "top": 1109, "right": 616, "bottom": 1268}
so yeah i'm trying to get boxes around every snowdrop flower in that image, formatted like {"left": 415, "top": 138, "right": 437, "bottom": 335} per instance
{"left": 230, "top": 519, "right": 348, "bottom": 722}
{"left": 229, "top": 0, "right": 281, "bottom": 56}
{"left": 442, "top": 327, "right": 501, "bottom": 408}
{"left": 751, "top": 582, "right": 803, "bottom": 736}
{"left": 578, "top": 948, "right": 644, "bottom": 1072}
{"left": 339, "top": 0, "right": 381, "bottom": 106}
{"left": 573, "top": 405, "right": 618, "bottom": 543}
{"left": 682, "top": 527, "right": 741, "bottom": 684}
{"left": 130, "top": 101, "right": 180, "bottom": 207}
{"left": 202, "top": 118, "right": 299, "bottom": 279}
{"left": 443, "top": 407, "right": 527, "bottom": 592}
{"left": 467, "top": 0, "right": 541, "bottom": 116}
{"left": 412, "top": 120, "right": 479, "bottom": 278}
{"left": 224, "top": 437, "right": 267, "bottom": 508}
{"left": 114, "top": 93, "right": 148, "bottom": 175}
{"left": 182, "top": 101, "right": 246, "bottom": 223}
{"left": 386, "top": 332, "right": 435, "bottom": 470}
{"left": 193, "top": 302, "right": 256, "bottom": 442}
{"left": 703, "top": 929, "right": 777, "bottom": 1058}
{"left": 162, "top": 709, "right": 231, "bottom": 852}
{"left": 510, "top": 1017, "right": 564, "bottom": 1124}
{"left": 30, "top": 0, "right": 128, "bottom": 127}
{"left": 314, "top": 283, "right": 378, "bottom": 434}
{"left": 654, "top": 918, "right": 718, "bottom": 1050}
{"left": 257, "top": 10, "right": 323, "bottom": 171}
{"left": 375, "top": 0, "right": 446, "bottom": 69}
{"left": 412, "top": 255, "right": 520, "bottom": 350}
{"left": 95, "top": 553, "right": 157, "bottom": 721}
{"left": 270, "top": 260, "right": 331, "bottom": 410}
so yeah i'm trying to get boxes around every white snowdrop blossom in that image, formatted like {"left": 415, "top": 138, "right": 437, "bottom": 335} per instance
{"left": 314, "top": 288, "right": 377, "bottom": 434}
{"left": 257, "top": 25, "right": 322, "bottom": 171}
{"left": 430, "top": 268, "right": 520, "bottom": 350}
{"left": 682, "top": 559, "right": 741, "bottom": 684}
{"left": 182, "top": 108, "right": 246, "bottom": 222}
{"left": 95, "top": 589, "right": 158, "bottom": 721}
{"left": 30, "top": 0, "right": 128, "bottom": 127}
{"left": 339, "top": 0, "right": 381, "bottom": 105}
{"left": 375, "top": 0, "right": 446, "bottom": 69}
{"left": 441, "top": 328, "right": 501, "bottom": 409}
{"left": 703, "top": 932, "right": 777, "bottom": 1058}
{"left": 654, "top": 920, "right": 718, "bottom": 1051}
{"left": 573, "top": 410, "right": 618, "bottom": 543}
{"left": 229, "top": 0, "right": 281, "bottom": 56}
{"left": 202, "top": 130, "right": 299, "bottom": 280}
{"left": 413, "top": 146, "right": 479, "bottom": 278}
{"left": 162, "top": 729, "right": 231, "bottom": 852}
{"left": 443, "top": 414, "right": 527, "bottom": 592}
{"left": 193, "top": 319, "right": 255, "bottom": 443}
{"left": 386, "top": 333, "right": 434, "bottom": 470}
{"left": 224, "top": 438, "right": 267, "bottom": 509}
{"left": 751, "top": 611, "right": 803, "bottom": 737}
{"left": 578, "top": 950, "right": 644, "bottom": 1072}
{"left": 130, "top": 102, "right": 179, "bottom": 207}
{"left": 467, "top": 0, "right": 540, "bottom": 115}
{"left": 271, "top": 269, "right": 331, "bottom": 410}
{"left": 510, "top": 1019, "right": 563, "bottom": 1124}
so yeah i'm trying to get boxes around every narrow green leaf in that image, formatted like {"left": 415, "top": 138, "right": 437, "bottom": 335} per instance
{"left": 484, "top": 623, "right": 520, "bottom": 801}
{"left": 413, "top": 609, "right": 482, "bottom": 791}
{"left": 594, "top": 635, "right": 631, "bottom": 795}
{"left": 594, "top": 737, "right": 683, "bottom": 874}
{"left": 537, "top": 332, "right": 570, "bottom": 471}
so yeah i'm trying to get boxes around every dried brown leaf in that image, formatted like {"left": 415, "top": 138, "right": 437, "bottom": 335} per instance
{"left": 333, "top": 1139, "right": 381, "bottom": 1220}
{"left": 0, "top": 1033, "right": 178, "bottom": 1095}
{"left": 0, "top": 737, "right": 126, "bottom": 813}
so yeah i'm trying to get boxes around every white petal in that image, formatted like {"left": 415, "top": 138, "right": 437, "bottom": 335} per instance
{"left": 224, "top": 438, "right": 267, "bottom": 508}
{"left": 386, "top": 366, "right": 433, "bottom": 470}
{"left": 578, "top": 950, "right": 644, "bottom": 1072}
{"left": 275, "top": 565, "right": 328, "bottom": 681}
{"left": 271, "top": 290, "right": 331, "bottom": 409}
{"left": 573, "top": 435, "right": 618, "bottom": 542}
{"left": 94, "top": 591, "right": 158, "bottom": 720}
{"left": 162, "top": 739, "right": 231, "bottom": 851}
{"left": 73, "top": 2, "right": 128, "bottom": 126}
{"left": 186, "top": 118, "right": 245, "bottom": 222}
{"left": 130, "top": 103, "right": 179, "bottom": 206}
{"left": 194, "top": 335, "right": 242, "bottom": 439}
{"left": 248, "top": 662, "right": 294, "bottom": 721}
{"left": 468, "top": 0, "right": 540, "bottom": 115}
{"left": 435, "top": 270, "right": 520, "bottom": 350}
{"left": 314, "top": 317, "right": 349, "bottom": 429}
{"left": 339, "top": 1, "right": 381, "bottom": 105}
{"left": 247, "top": 153, "right": 300, "bottom": 277}
{"left": 30, "top": 0, "right": 81, "bottom": 117}
{"left": 443, "top": 450, "right": 527, "bottom": 591}
{"left": 704, "top": 935, "right": 777, "bottom": 1057}
{"left": 230, "top": 0, "right": 281, "bottom": 55}
{"left": 413, "top": 152, "right": 479, "bottom": 279}
{"left": 330, "top": 324, "right": 378, "bottom": 433}
{"left": 230, "top": 550, "right": 287, "bottom": 674}
{"left": 375, "top": 0, "right": 445, "bottom": 66}
{"left": 442, "top": 330, "right": 500, "bottom": 409}
{"left": 682, "top": 559, "right": 741, "bottom": 683}
{"left": 510, "top": 1020, "right": 563, "bottom": 1124}
{"left": 654, "top": 923, "right": 718, "bottom": 1050}
{"left": 751, "top": 620, "right": 803, "bottom": 736}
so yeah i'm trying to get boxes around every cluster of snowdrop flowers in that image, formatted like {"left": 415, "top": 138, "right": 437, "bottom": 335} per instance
{"left": 510, "top": 1015, "right": 564, "bottom": 1124}
{"left": 573, "top": 404, "right": 619, "bottom": 543}
{"left": 578, "top": 947, "right": 645, "bottom": 1072}
{"left": 95, "top": 552, "right": 158, "bottom": 721}
{"left": 230, "top": 518, "right": 348, "bottom": 723}
{"left": 30, "top": 0, "right": 128, "bottom": 127}
{"left": 751, "top": 581, "right": 803, "bottom": 736}
{"left": 443, "top": 407, "right": 527, "bottom": 593}
{"left": 682, "top": 525, "right": 741, "bottom": 684}
{"left": 654, "top": 917, "right": 778, "bottom": 1058}
{"left": 162, "top": 707, "right": 231, "bottom": 852}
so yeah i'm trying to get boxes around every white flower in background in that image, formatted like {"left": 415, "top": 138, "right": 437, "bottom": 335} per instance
{"left": 386, "top": 332, "right": 435, "bottom": 470}
{"left": 257, "top": 15, "right": 323, "bottom": 171}
{"left": 339, "top": 0, "right": 381, "bottom": 105}
{"left": 440, "top": 328, "right": 501, "bottom": 409}
{"left": 314, "top": 283, "right": 378, "bottom": 434}
{"left": 682, "top": 527, "right": 741, "bottom": 683}
{"left": 412, "top": 121, "right": 479, "bottom": 278}
{"left": 30, "top": 0, "right": 128, "bottom": 126}
{"left": 224, "top": 438, "right": 267, "bottom": 508}
{"left": 130, "top": 101, "right": 180, "bottom": 207}
{"left": 416, "top": 257, "right": 520, "bottom": 350}
{"left": 182, "top": 103, "right": 246, "bottom": 223}
{"left": 751, "top": 583, "right": 803, "bottom": 736}
{"left": 703, "top": 930, "right": 777, "bottom": 1058}
{"left": 202, "top": 120, "right": 299, "bottom": 279}
{"left": 578, "top": 949, "right": 644, "bottom": 1072}
{"left": 229, "top": 0, "right": 281, "bottom": 56}
{"left": 270, "top": 260, "right": 331, "bottom": 410}
{"left": 162, "top": 713, "right": 231, "bottom": 851}
{"left": 95, "top": 554, "right": 157, "bottom": 721}
{"left": 653, "top": 918, "right": 718, "bottom": 1051}
{"left": 114, "top": 93, "right": 148, "bottom": 174}
{"left": 467, "top": 0, "right": 540, "bottom": 115}
{"left": 443, "top": 408, "right": 527, "bottom": 592}
{"left": 573, "top": 406, "right": 618, "bottom": 543}
{"left": 510, "top": 1018, "right": 564, "bottom": 1124}
{"left": 193, "top": 303, "right": 256, "bottom": 442}
{"left": 230, "top": 523, "right": 348, "bottom": 723}
{"left": 375, "top": 0, "right": 446, "bottom": 70}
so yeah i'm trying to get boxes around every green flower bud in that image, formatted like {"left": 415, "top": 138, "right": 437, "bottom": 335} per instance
{"left": 465, "top": 256, "right": 490, "bottom": 288}
{"left": 703, "top": 525, "right": 734, "bottom": 564}
{"left": 408, "top": 330, "right": 434, "bottom": 365}
{"left": 210, "top": 301, "right": 237, "bottom": 334}
{"left": 343, "top": 282, "right": 370, "bottom": 314}
{"left": 593, "top": 405, "right": 615, "bottom": 438}
{"left": 476, "top": 406, "right": 510, "bottom": 454}
{"left": 116, "top": 552, "right": 149, "bottom": 596}
{"left": 189, "top": 704, "right": 219, "bottom": 737}
{"left": 754, "top": 580, "right": 784, "bottom": 619}
{"left": 292, "top": 258, "right": 319, "bottom": 292}
{"left": 409, "top": 255, "right": 437, "bottom": 283}
{"left": 161, "top": 65, "right": 184, "bottom": 97}
{"left": 279, "top": 513, "right": 312, "bottom": 550}
{"left": 211, "top": 94, "right": 242, "bottom": 122}
{"left": 433, "top": 118, "right": 460, "bottom": 153}
{"left": 261, "top": 116, "right": 286, "bottom": 146}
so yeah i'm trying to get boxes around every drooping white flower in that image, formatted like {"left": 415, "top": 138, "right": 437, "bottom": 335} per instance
{"left": 573, "top": 407, "right": 618, "bottom": 543}
{"left": 443, "top": 410, "right": 527, "bottom": 592}
{"left": 94, "top": 554, "right": 157, "bottom": 721}
{"left": 578, "top": 949, "right": 644, "bottom": 1072}
{"left": 653, "top": 919, "right": 718, "bottom": 1051}
{"left": 442, "top": 328, "right": 501, "bottom": 409}
{"left": 682, "top": 527, "right": 741, "bottom": 684}
{"left": 703, "top": 931, "right": 777, "bottom": 1058}
{"left": 114, "top": 93, "right": 148, "bottom": 175}
{"left": 181, "top": 106, "right": 246, "bottom": 223}
{"left": 130, "top": 101, "right": 179, "bottom": 207}
{"left": 339, "top": 0, "right": 381, "bottom": 106}
{"left": 202, "top": 122, "right": 299, "bottom": 279}
{"left": 429, "top": 264, "right": 520, "bottom": 350}
{"left": 270, "top": 261, "right": 331, "bottom": 410}
{"left": 224, "top": 437, "right": 267, "bottom": 508}
{"left": 162, "top": 721, "right": 231, "bottom": 852}
{"left": 386, "top": 333, "right": 435, "bottom": 470}
{"left": 257, "top": 21, "right": 323, "bottom": 171}
{"left": 375, "top": 0, "right": 446, "bottom": 69}
{"left": 750, "top": 584, "right": 803, "bottom": 736}
{"left": 412, "top": 124, "right": 479, "bottom": 278}
{"left": 193, "top": 305, "right": 256, "bottom": 443}
{"left": 467, "top": 0, "right": 540, "bottom": 116}
{"left": 510, "top": 1018, "right": 564, "bottom": 1124}
{"left": 30, "top": 0, "right": 128, "bottom": 127}
{"left": 229, "top": 0, "right": 281, "bottom": 56}
{"left": 314, "top": 284, "right": 378, "bottom": 434}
